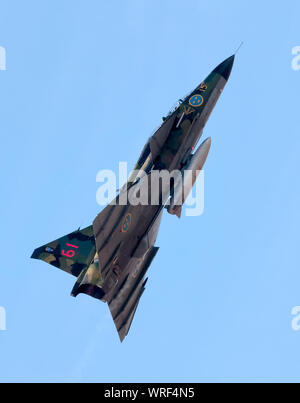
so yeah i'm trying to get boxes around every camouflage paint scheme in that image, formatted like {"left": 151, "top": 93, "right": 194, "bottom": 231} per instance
{"left": 31, "top": 56, "right": 235, "bottom": 342}
{"left": 31, "top": 226, "right": 95, "bottom": 277}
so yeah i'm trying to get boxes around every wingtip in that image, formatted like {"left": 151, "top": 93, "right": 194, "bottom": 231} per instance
{"left": 30, "top": 249, "right": 38, "bottom": 259}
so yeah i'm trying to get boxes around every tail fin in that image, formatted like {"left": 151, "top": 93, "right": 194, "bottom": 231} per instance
{"left": 31, "top": 225, "right": 96, "bottom": 277}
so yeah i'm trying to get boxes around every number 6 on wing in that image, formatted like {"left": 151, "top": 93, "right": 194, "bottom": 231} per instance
{"left": 61, "top": 243, "right": 79, "bottom": 258}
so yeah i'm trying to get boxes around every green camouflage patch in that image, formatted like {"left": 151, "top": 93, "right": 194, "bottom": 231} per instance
{"left": 31, "top": 225, "right": 96, "bottom": 277}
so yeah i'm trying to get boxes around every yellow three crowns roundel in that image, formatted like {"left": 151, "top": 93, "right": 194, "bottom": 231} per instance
{"left": 122, "top": 213, "right": 132, "bottom": 233}
{"left": 189, "top": 94, "right": 204, "bottom": 107}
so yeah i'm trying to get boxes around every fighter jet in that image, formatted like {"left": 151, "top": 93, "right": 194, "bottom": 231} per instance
{"left": 31, "top": 55, "right": 235, "bottom": 341}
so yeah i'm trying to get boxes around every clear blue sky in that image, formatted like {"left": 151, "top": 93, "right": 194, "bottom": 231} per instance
{"left": 1, "top": 0, "right": 300, "bottom": 382}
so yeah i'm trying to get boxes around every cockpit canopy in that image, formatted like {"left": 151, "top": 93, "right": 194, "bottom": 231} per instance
{"left": 165, "top": 99, "right": 183, "bottom": 119}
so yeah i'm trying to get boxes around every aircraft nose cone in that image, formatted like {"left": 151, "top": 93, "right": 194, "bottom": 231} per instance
{"left": 213, "top": 55, "right": 235, "bottom": 80}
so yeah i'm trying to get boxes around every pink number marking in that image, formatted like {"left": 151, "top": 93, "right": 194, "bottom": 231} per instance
{"left": 66, "top": 243, "right": 79, "bottom": 249}
{"left": 62, "top": 249, "right": 75, "bottom": 258}
{"left": 62, "top": 243, "right": 79, "bottom": 258}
